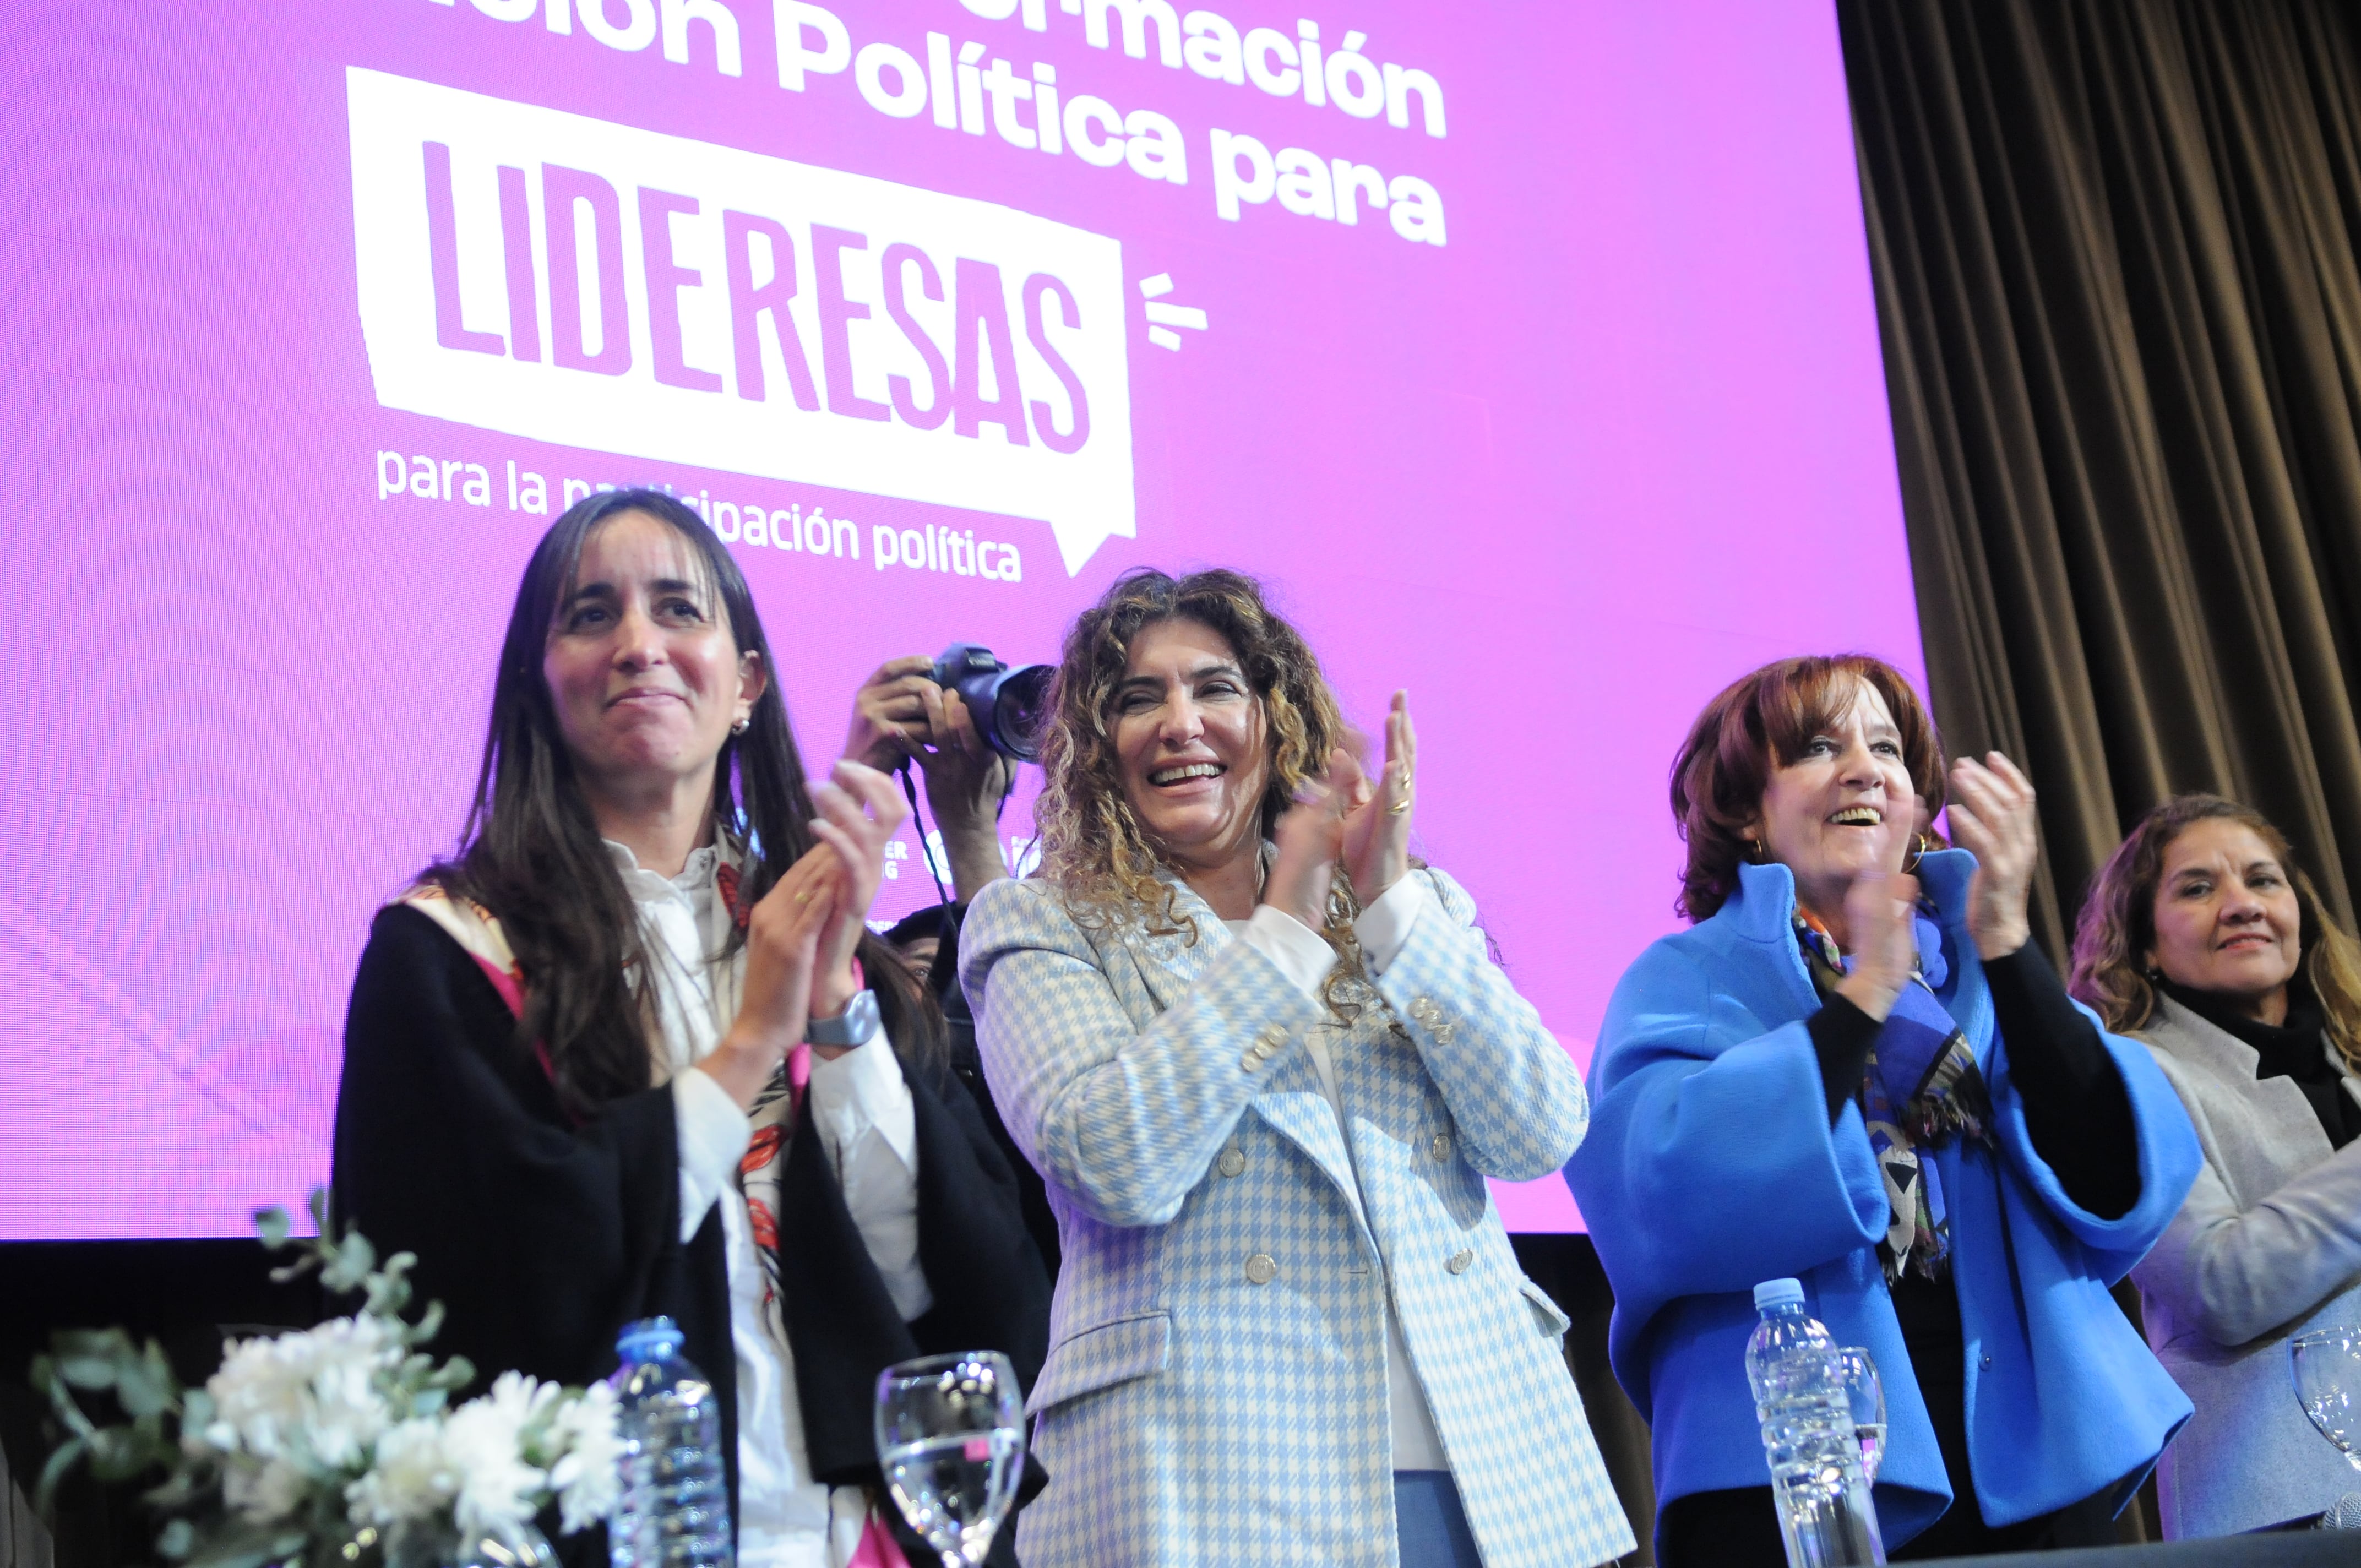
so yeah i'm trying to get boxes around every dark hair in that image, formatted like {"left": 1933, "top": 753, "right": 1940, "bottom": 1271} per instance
{"left": 884, "top": 905, "right": 956, "bottom": 951}
{"left": 2069, "top": 792, "right": 2361, "bottom": 1069}
{"left": 1032, "top": 568, "right": 1350, "bottom": 937}
{"left": 429, "top": 488, "right": 936, "bottom": 1116}
{"left": 1669, "top": 655, "right": 1948, "bottom": 922}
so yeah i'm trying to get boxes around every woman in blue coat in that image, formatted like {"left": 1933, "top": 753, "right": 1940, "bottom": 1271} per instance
{"left": 1565, "top": 655, "right": 2201, "bottom": 1563}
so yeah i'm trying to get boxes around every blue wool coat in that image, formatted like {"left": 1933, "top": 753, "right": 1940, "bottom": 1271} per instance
{"left": 1563, "top": 851, "right": 2202, "bottom": 1549}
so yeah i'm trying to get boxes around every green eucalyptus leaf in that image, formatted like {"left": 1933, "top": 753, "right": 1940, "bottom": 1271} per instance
{"left": 86, "top": 1425, "right": 161, "bottom": 1482}
{"left": 320, "top": 1233, "right": 376, "bottom": 1293}
{"left": 35, "top": 1359, "right": 100, "bottom": 1440}
{"left": 430, "top": 1354, "right": 474, "bottom": 1390}
{"left": 186, "top": 1518, "right": 282, "bottom": 1568}
{"left": 51, "top": 1329, "right": 134, "bottom": 1391}
{"left": 254, "top": 1208, "right": 292, "bottom": 1249}
{"left": 55, "top": 1357, "right": 117, "bottom": 1391}
{"left": 53, "top": 1327, "right": 134, "bottom": 1359}
{"left": 308, "top": 1187, "right": 331, "bottom": 1232}
{"left": 147, "top": 1470, "right": 203, "bottom": 1510}
{"left": 116, "top": 1346, "right": 174, "bottom": 1418}
{"left": 33, "top": 1436, "right": 86, "bottom": 1518}
{"left": 184, "top": 1388, "right": 217, "bottom": 1430}
{"left": 158, "top": 1518, "right": 198, "bottom": 1558}
{"left": 409, "top": 1300, "right": 445, "bottom": 1349}
{"left": 189, "top": 1546, "right": 273, "bottom": 1568}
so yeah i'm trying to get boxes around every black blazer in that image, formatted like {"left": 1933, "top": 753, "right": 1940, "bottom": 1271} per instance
{"left": 333, "top": 905, "right": 1050, "bottom": 1564}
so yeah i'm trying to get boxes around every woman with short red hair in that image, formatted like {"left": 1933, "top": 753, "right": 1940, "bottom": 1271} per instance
{"left": 1565, "top": 655, "right": 2201, "bottom": 1564}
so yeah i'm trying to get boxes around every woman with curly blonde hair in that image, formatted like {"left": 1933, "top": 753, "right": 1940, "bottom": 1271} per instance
{"left": 2071, "top": 793, "right": 2361, "bottom": 1536}
{"left": 959, "top": 568, "right": 1631, "bottom": 1568}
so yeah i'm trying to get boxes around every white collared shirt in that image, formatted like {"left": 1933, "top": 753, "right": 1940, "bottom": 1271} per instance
{"left": 1224, "top": 875, "right": 1451, "bottom": 1473}
{"left": 608, "top": 841, "right": 925, "bottom": 1568}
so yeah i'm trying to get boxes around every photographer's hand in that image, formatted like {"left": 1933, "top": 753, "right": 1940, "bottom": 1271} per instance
{"left": 842, "top": 656, "right": 940, "bottom": 772}
{"left": 917, "top": 689, "right": 1013, "bottom": 901}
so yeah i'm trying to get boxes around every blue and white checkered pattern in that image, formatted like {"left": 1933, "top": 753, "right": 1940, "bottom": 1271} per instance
{"left": 962, "top": 867, "right": 1635, "bottom": 1568}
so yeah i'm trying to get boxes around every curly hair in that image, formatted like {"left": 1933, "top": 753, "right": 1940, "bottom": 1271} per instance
{"left": 2068, "top": 792, "right": 2361, "bottom": 1071}
{"left": 1032, "top": 568, "right": 1354, "bottom": 944}
{"left": 1669, "top": 655, "right": 1949, "bottom": 922}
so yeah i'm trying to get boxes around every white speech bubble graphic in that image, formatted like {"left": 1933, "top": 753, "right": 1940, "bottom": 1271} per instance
{"left": 347, "top": 67, "right": 1133, "bottom": 575}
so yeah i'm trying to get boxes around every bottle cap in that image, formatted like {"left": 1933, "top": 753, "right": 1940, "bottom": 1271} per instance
{"left": 616, "top": 1315, "right": 685, "bottom": 1359}
{"left": 1753, "top": 1278, "right": 1805, "bottom": 1311}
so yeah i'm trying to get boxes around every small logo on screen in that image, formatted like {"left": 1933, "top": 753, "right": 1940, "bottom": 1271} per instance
{"left": 345, "top": 67, "right": 1135, "bottom": 574}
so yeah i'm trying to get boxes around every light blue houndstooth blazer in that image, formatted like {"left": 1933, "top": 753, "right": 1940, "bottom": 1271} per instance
{"left": 961, "top": 863, "right": 1635, "bottom": 1568}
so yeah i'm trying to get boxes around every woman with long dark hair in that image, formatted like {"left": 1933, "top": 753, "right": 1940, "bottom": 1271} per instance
{"left": 2072, "top": 793, "right": 2361, "bottom": 1536}
{"left": 959, "top": 568, "right": 1631, "bottom": 1568}
{"left": 333, "top": 490, "right": 1048, "bottom": 1567}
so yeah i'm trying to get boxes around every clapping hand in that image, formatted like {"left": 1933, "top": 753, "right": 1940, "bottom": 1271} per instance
{"left": 706, "top": 843, "right": 842, "bottom": 1109}
{"left": 1264, "top": 749, "right": 1362, "bottom": 932}
{"left": 1946, "top": 752, "right": 2037, "bottom": 960}
{"left": 805, "top": 759, "right": 911, "bottom": 1020}
{"left": 1833, "top": 815, "right": 1921, "bottom": 1024}
{"left": 1339, "top": 691, "right": 1415, "bottom": 904}
{"left": 708, "top": 761, "right": 907, "bottom": 1102}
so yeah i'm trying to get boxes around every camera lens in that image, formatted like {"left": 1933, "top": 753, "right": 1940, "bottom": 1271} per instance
{"left": 992, "top": 665, "right": 1054, "bottom": 763}
{"left": 934, "top": 643, "right": 1053, "bottom": 763}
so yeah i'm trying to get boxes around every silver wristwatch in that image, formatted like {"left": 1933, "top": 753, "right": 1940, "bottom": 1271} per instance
{"left": 803, "top": 987, "right": 882, "bottom": 1048}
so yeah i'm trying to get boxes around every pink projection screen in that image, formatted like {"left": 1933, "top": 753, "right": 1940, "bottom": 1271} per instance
{"left": 0, "top": 1, "right": 1919, "bottom": 1238}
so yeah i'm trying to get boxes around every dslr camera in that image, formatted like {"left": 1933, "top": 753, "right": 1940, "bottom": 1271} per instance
{"left": 932, "top": 644, "right": 1054, "bottom": 763}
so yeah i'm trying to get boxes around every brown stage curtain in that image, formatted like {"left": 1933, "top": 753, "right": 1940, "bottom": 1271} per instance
{"left": 1839, "top": 0, "right": 2361, "bottom": 962}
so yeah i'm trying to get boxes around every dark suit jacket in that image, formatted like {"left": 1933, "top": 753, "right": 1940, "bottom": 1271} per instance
{"left": 333, "top": 905, "right": 1049, "bottom": 1565}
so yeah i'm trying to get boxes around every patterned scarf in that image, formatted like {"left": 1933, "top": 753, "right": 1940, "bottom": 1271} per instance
{"left": 1794, "top": 908, "right": 1993, "bottom": 1281}
{"left": 404, "top": 866, "right": 910, "bottom": 1568}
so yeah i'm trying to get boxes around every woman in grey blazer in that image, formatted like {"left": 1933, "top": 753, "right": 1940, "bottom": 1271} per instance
{"left": 960, "top": 568, "right": 1630, "bottom": 1568}
{"left": 2070, "top": 793, "right": 2361, "bottom": 1536}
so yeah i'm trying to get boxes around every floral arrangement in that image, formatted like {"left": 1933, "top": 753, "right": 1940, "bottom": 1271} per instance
{"left": 32, "top": 1191, "right": 620, "bottom": 1568}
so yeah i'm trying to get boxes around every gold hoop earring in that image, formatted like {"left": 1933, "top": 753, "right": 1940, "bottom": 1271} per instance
{"left": 1744, "top": 837, "right": 1766, "bottom": 863}
{"left": 1901, "top": 831, "right": 1930, "bottom": 874}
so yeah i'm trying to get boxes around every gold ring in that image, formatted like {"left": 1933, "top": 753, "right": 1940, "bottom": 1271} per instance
{"left": 1388, "top": 797, "right": 1412, "bottom": 816}
{"left": 793, "top": 889, "right": 811, "bottom": 902}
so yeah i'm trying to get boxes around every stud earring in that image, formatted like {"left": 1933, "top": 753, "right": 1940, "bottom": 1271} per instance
{"left": 731, "top": 716, "right": 750, "bottom": 735}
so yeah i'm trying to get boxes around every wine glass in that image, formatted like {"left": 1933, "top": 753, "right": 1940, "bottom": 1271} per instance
{"left": 2292, "top": 1327, "right": 2361, "bottom": 1475}
{"left": 1832, "top": 1347, "right": 1886, "bottom": 1483}
{"left": 874, "top": 1351, "right": 1026, "bottom": 1568}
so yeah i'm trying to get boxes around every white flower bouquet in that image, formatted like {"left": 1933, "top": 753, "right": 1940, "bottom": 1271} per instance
{"left": 32, "top": 1191, "right": 620, "bottom": 1568}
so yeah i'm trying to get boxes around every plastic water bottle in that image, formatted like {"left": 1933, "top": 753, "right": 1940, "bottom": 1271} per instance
{"left": 608, "top": 1317, "right": 733, "bottom": 1568}
{"left": 1747, "top": 1280, "right": 1884, "bottom": 1567}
